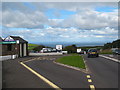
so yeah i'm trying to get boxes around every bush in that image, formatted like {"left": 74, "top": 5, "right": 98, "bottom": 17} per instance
{"left": 63, "top": 44, "right": 77, "bottom": 53}
{"left": 33, "top": 45, "right": 45, "bottom": 51}
{"left": 100, "top": 49, "right": 112, "bottom": 54}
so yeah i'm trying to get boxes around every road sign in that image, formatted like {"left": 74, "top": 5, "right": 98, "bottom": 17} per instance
{"left": 56, "top": 45, "right": 62, "bottom": 50}
{"left": 0, "top": 41, "right": 16, "bottom": 44}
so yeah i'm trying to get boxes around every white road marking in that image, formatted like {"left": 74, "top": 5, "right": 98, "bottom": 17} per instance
{"left": 109, "top": 55, "right": 114, "bottom": 57}
{"left": 99, "top": 55, "right": 120, "bottom": 63}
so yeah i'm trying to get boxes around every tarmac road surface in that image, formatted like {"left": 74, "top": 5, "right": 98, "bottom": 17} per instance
{"left": 2, "top": 55, "right": 119, "bottom": 89}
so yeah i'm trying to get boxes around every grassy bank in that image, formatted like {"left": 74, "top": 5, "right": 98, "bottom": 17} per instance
{"left": 55, "top": 54, "right": 86, "bottom": 69}
{"left": 28, "top": 43, "right": 39, "bottom": 50}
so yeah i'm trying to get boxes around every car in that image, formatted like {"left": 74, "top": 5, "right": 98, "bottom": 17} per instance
{"left": 79, "top": 50, "right": 84, "bottom": 54}
{"left": 113, "top": 49, "right": 120, "bottom": 55}
{"left": 52, "top": 49, "right": 57, "bottom": 52}
{"left": 87, "top": 48, "right": 99, "bottom": 58}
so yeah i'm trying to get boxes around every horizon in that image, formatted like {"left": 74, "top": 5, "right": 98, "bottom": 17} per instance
{"left": 29, "top": 42, "right": 105, "bottom": 48}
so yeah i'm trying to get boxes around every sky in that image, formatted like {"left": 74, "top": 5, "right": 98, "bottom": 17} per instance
{"left": 1, "top": 2, "right": 119, "bottom": 44}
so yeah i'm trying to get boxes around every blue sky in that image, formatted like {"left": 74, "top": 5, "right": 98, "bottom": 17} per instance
{"left": 1, "top": 2, "right": 118, "bottom": 45}
{"left": 95, "top": 6, "right": 117, "bottom": 12}
{"left": 23, "top": 2, "right": 36, "bottom": 10}
{"left": 45, "top": 8, "right": 76, "bottom": 19}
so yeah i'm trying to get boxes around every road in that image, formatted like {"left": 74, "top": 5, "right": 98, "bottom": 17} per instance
{"left": 24, "top": 55, "right": 119, "bottom": 89}
{"left": 2, "top": 54, "right": 119, "bottom": 89}
{"left": 83, "top": 55, "right": 119, "bottom": 88}
{"left": 25, "top": 59, "right": 89, "bottom": 88}
{"left": 2, "top": 57, "right": 52, "bottom": 88}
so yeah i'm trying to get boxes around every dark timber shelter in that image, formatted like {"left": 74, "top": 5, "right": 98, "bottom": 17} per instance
{"left": 0, "top": 37, "right": 3, "bottom": 56}
{"left": 1, "top": 36, "right": 28, "bottom": 57}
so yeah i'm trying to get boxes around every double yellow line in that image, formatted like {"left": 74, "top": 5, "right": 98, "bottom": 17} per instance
{"left": 20, "top": 61, "right": 61, "bottom": 90}
{"left": 86, "top": 75, "right": 95, "bottom": 90}
{"left": 20, "top": 59, "right": 95, "bottom": 90}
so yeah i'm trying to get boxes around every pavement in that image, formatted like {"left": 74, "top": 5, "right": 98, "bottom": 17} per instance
{"left": 0, "top": 61, "right": 2, "bottom": 90}
{"left": 101, "top": 54, "right": 120, "bottom": 60}
{"left": 29, "top": 52, "right": 63, "bottom": 56}
{"left": 2, "top": 54, "right": 120, "bottom": 89}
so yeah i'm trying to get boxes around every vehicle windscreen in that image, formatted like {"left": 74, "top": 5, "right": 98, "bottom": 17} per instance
{"left": 89, "top": 49, "right": 97, "bottom": 52}
{"left": 115, "top": 49, "right": 120, "bottom": 52}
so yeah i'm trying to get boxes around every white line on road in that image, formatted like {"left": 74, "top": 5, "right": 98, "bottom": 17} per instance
{"left": 99, "top": 55, "right": 120, "bottom": 63}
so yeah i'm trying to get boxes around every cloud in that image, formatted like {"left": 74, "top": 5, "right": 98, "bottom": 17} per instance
{"left": 2, "top": 10, "right": 48, "bottom": 29}
{"left": 1, "top": 2, "right": 118, "bottom": 43}
{"left": 3, "top": 26, "right": 117, "bottom": 42}
{"left": 52, "top": 9, "right": 118, "bottom": 30}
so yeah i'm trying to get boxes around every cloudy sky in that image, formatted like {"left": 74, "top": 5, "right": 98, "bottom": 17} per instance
{"left": 1, "top": 2, "right": 118, "bottom": 44}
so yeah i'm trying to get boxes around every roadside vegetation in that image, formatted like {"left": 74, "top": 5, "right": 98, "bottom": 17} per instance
{"left": 102, "top": 39, "right": 120, "bottom": 49}
{"left": 55, "top": 54, "right": 86, "bottom": 69}
{"left": 63, "top": 44, "right": 77, "bottom": 53}
{"left": 33, "top": 45, "right": 45, "bottom": 51}
{"left": 99, "top": 39, "right": 120, "bottom": 54}
{"left": 99, "top": 49, "right": 113, "bottom": 54}
{"left": 28, "top": 44, "right": 39, "bottom": 50}
{"left": 28, "top": 44, "right": 52, "bottom": 52}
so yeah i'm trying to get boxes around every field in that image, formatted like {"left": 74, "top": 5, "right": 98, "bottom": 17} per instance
{"left": 56, "top": 54, "right": 86, "bottom": 69}
{"left": 28, "top": 43, "right": 39, "bottom": 50}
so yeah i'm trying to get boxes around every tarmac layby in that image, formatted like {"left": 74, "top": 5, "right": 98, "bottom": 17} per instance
{"left": 2, "top": 55, "right": 119, "bottom": 89}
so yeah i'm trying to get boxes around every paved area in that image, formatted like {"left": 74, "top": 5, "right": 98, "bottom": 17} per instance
{"left": 0, "top": 61, "right": 2, "bottom": 90}
{"left": 29, "top": 52, "right": 63, "bottom": 56}
{"left": 25, "top": 59, "right": 89, "bottom": 88}
{"left": 2, "top": 56, "right": 52, "bottom": 88}
{"left": 2, "top": 54, "right": 119, "bottom": 89}
{"left": 102, "top": 54, "right": 120, "bottom": 60}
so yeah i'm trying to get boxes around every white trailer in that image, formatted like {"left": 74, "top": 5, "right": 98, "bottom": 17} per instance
{"left": 56, "top": 45, "right": 62, "bottom": 50}
{"left": 77, "top": 48, "right": 82, "bottom": 53}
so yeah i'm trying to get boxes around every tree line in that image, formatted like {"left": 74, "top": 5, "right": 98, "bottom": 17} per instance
{"left": 103, "top": 39, "right": 120, "bottom": 49}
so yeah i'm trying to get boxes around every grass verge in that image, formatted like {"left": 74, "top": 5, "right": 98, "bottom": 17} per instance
{"left": 55, "top": 54, "right": 86, "bottom": 69}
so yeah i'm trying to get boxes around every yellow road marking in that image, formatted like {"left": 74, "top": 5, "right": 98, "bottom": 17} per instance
{"left": 20, "top": 62, "right": 61, "bottom": 90}
{"left": 88, "top": 79, "right": 92, "bottom": 82}
{"left": 90, "top": 85, "right": 95, "bottom": 90}
{"left": 23, "top": 57, "right": 41, "bottom": 63}
{"left": 87, "top": 75, "right": 91, "bottom": 78}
